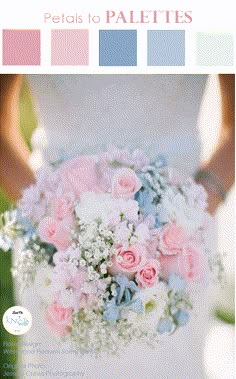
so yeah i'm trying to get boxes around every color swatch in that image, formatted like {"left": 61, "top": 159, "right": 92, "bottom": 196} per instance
{"left": 2, "top": 29, "right": 40, "bottom": 66}
{"left": 1, "top": 29, "right": 234, "bottom": 67}
{"left": 147, "top": 30, "right": 185, "bottom": 66}
{"left": 51, "top": 29, "right": 89, "bottom": 66}
{"left": 99, "top": 30, "right": 137, "bottom": 66}
{"left": 196, "top": 32, "right": 234, "bottom": 66}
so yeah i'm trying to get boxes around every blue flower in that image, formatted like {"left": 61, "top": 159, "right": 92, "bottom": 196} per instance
{"left": 173, "top": 310, "right": 190, "bottom": 326}
{"left": 114, "top": 274, "right": 139, "bottom": 305}
{"left": 128, "top": 298, "right": 144, "bottom": 314}
{"left": 154, "top": 217, "right": 162, "bottom": 228}
{"left": 135, "top": 190, "right": 156, "bottom": 216}
{"left": 168, "top": 273, "right": 187, "bottom": 291}
{"left": 103, "top": 299, "right": 120, "bottom": 324}
{"left": 103, "top": 275, "right": 144, "bottom": 324}
{"left": 16, "top": 210, "right": 35, "bottom": 239}
{"left": 153, "top": 155, "right": 167, "bottom": 168}
{"left": 157, "top": 319, "right": 175, "bottom": 335}
{"left": 103, "top": 296, "right": 144, "bottom": 324}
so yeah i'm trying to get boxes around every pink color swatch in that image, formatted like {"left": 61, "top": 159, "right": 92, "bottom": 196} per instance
{"left": 2, "top": 30, "right": 40, "bottom": 66}
{"left": 51, "top": 29, "right": 89, "bottom": 66}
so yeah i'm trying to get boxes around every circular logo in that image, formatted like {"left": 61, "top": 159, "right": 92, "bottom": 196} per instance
{"left": 2, "top": 306, "right": 32, "bottom": 335}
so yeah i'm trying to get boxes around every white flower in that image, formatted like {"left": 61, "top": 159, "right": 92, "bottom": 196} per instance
{"left": 135, "top": 223, "right": 150, "bottom": 242}
{"left": 133, "top": 282, "right": 169, "bottom": 330}
{"left": 182, "top": 178, "right": 208, "bottom": 210}
{"left": 20, "top": 185, "right": 47, "bottom": 224}
{"left": 75, "top": 192, "right": 140, "bottom": 228}
{"left": 120, "top": 308, "right": 139, "bottom": 323}
{"left": 53, "top": 247, "right": 80, "bottom": 265}
{"left": 100, "top": 263, "right": 107, "bottom": 274}
{"left": 129, "top": 236, "right": 138, "bottom": 245}
{"left": 158, "top": 189, "right": 206, "bottom": 234}
{"left": 109, "top": 199, "right": 139, "bottom": 224}
{"left": 51, "top": 262, "right": 86, "bottom": 309}
{"left": 143, "top": 215, "right": 156, "bottom": 228}
{"left": 34, "top": 264, "right": 54, "bottom": 304}
{"left": 114, "top": 221, "right": 131, "bottom": 244}
{"left": 75, "top": 192, "right": 114, "bottom": 224}
{"left": 84, "top": 251, "right": 92, "bottom": 260}
{"left": 82, "top": 281, "right": 97, "bottom": 295}
{"left": 80, "top": 259, "right": 86, "bottom": 267}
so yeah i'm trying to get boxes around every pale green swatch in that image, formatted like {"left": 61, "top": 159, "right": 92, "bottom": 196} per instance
{"left": 196, "top": 32, "right": 234, "bottom": 66}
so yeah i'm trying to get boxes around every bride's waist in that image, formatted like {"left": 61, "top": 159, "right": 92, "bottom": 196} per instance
{"left": 29, "top": 127, "right": 201, "bottom": 176}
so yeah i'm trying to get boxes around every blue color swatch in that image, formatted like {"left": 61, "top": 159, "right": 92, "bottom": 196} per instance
{"left": 148, "top": 30, "right": 185, "bottom": 66}
{"left": 99, "top": 30, "right": 137, "bottom": 66}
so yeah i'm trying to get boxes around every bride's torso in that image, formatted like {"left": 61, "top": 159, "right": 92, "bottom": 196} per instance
{"left": 27, "top": 74, "right": 207, "bottom": 176}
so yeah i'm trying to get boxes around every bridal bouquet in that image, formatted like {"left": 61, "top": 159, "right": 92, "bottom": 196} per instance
{"left": 0, "top": 147, "right": 212, "bottom": 354}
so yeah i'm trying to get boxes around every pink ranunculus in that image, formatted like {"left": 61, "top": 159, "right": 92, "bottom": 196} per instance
{"left": 79, "top": 293, "right": 99, "bottom": 311}
{"left": 58, "top": 155, "right": 100, "bottom": 199}
{"left": 51, "top": 263, "right": 86, "bottom": 309}
{"left": 109, "top": 244, "right": 146, "bottom": 279}
{"left": 112, "top": 168, "right": 142, "bottom": 199}
{"left": 20, "top": 185, "right": 47, "bottom": 224}
{"left": 147, "top": 234, "right": 161, "bottom": 259}
{"left": 38, "top": 217, "right": 71, "bottom": 250}
{"left": 159, "top": 245, "right": 208, "bottom": 282}
{"left": 53, "top": 247, "right": 81, "bottom": 265}
{"left": 158, "top": 223, "right": 189, "bottom": 256}
{"left": 45, "top": 301, "right": 73, "bottom": 336}
{"left": 136, "top": 260, "right": 160, "bottom": 288}
{"left": 50, "top": 193, "right": 75, "bottom": 223}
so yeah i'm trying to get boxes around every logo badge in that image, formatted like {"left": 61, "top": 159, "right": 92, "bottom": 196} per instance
{"left": 2, "top": 306, "right": 32, "bottom": 335}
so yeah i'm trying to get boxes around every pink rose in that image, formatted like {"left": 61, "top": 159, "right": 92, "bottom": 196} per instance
{"left": 112, "top": 168, "right": 142, "bottom": 199}
{"left": 109, "top": 244, "right": 146, "bottom": 279}
{"left": 58, "top": 155, "right": 99, "bottom": 199}
{"left": 38, "top": 217, "right": 71, "bottom": 250}
{"left": 136, "top": 260, "right": 160, "bottom": 288}
{"left": 159, "top": 245, "right": 208, "bottom": 282}
{"left": 45, "top": 301, "right": 73, "bottom": 336}
{"left": 158, "top": 223, "right": 189, "bottom": 255}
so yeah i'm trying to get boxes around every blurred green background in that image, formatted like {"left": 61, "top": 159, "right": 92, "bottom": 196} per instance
{"left": 0, "top": 77, "right": 37, "bottom": 379}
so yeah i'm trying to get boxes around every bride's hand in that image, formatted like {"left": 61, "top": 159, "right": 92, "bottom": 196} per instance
{"left": 195, "top": 74, "right": 235, "bottom": 215}
{"left": 0, "top": 74, "right": 22, "bottom": 100}
{"left": 0, "top": 74, "right": 35, "bottom": 201}
{"left": 194, "top": 175, "right": 225, "bottom": 215}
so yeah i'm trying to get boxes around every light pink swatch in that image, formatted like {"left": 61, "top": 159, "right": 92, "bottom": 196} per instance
{"left": 3, "top": 30, "right": 40, "bottom": 66}
{"left": 51, "top": 29, "right": 89, "bottom": 66}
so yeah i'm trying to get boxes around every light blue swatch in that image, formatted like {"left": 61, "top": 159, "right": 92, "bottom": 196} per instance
{"left": 99, "top": 30, "right": 137, "bottom": 66}
{"left": 148, "top": 30, "right": 185, "bottom": 66}
{"left": 196, "top": 33, "right": 234, "bottom": 66}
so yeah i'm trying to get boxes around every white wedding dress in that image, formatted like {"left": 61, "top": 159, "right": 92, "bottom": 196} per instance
{"left": 18, "top": 74, "right": 214, "bottom": 379}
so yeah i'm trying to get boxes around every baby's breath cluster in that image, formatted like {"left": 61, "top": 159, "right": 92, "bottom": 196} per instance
{"left": 12, "top": 236, "right": 54, "bottom": 289}
{"left": 70, "top": 310, "right": 160, "bottom": 355}
{"left": 73, "top": 219, "right": 116, "bottom": 280}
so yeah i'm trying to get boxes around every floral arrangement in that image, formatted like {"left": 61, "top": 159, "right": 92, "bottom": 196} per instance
{"left": 0, "top": 147, "right": 212, "bottom": 354}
